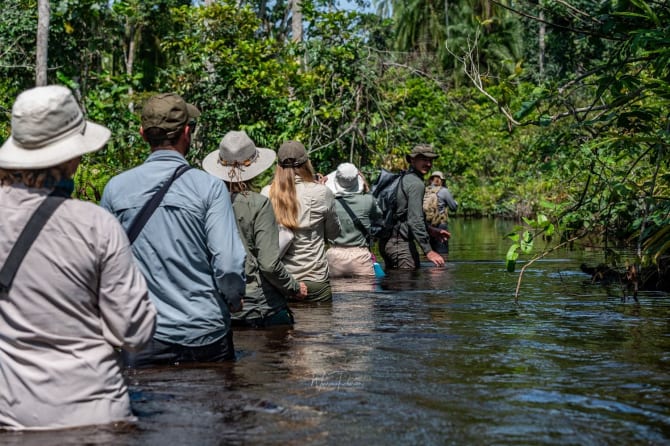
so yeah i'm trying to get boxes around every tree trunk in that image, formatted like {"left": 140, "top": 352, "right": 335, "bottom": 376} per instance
{"left": 291, "top": 0, "right": 302, "bottom": 43}
{"left": 538, "top": 9, "right": 545, "bottom": 79}
{"left": 36, "top": 0, "right": 50, "bottom": 86}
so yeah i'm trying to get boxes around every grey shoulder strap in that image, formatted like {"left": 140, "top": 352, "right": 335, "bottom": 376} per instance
{"left": 0, "top": 195, "right": 66, "bottom": 293}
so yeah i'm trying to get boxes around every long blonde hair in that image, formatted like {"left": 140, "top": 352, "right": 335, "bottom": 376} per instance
{"left": 269, "top": 160, "right": 315, "bottom": 230}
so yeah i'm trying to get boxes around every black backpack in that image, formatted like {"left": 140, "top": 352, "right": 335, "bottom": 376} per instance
{"left": 370, "top": 169, "right": 407, "bottom": 239}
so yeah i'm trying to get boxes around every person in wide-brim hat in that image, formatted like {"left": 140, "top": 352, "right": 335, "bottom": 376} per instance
{"left": 203, "top": 130, "right": 307, "bottom": 327}
{"left": 324, "top": 162, "right": 365, "bottom": 197}
{"left": 0, "top": 85, "right": 110, "bottom": 170}
{"left": 202, "top": 130, "right": 276, "bottom": 182}
{"left": 0, "top": 85, "right": 157, "bottom": 430}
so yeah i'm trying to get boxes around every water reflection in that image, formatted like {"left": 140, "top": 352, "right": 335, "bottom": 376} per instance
{"left": 2, "top": 218, "right": 670, "bottom": 445}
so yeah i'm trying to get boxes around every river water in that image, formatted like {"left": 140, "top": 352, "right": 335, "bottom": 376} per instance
{"left": 3, "top": 218, "right": 670, "bottom": 445}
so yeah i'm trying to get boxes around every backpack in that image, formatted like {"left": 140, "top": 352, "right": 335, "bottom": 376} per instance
{"left": 370, "top": 169, "right": 407, "bottom": 239}
{"left": 423, "top": 185, "right": 448, "bottom": 226}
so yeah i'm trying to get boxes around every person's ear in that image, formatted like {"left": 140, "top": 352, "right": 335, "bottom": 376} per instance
{"left": 139, "top": 126, "right": 149, "bottom": 142}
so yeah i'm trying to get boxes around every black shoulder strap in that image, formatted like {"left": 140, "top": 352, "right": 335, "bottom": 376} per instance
{"left": 0, "top": 195, "right": 66, "bottom": 293}
{"left": 396, "top": 171, "right": 409, "bottom": 220}
{"left": 126, "top": 164, "right": 192, "bottom": 244}
{"left": 336, "top": 197, "right": 372, "bottom": 247}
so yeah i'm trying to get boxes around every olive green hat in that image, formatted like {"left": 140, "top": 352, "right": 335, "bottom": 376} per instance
{"left": 406, "top": 144, "right": 438, "bottom": 161}
{"left": 141, "top": 93, "right": 201, "bottom": 138}
{"left": 278, "top": 140, "right": 309, "bottom": 168}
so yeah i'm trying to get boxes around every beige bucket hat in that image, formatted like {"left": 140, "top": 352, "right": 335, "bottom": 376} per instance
{"left": 0, "top": 85, "right": 111, "bottom": 169}
{"left": 202, "top": 130, "right": 276, "bottom": 182}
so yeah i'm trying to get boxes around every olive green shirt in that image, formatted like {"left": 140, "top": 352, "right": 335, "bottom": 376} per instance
{"left": 395, "top": 169, "right": 433, "bottom": 254}
{"left": 330, "top": 193, "right": 382, "bottom": 247}
{"left": 230, "top": 191, "right": 298, "bottom": 321}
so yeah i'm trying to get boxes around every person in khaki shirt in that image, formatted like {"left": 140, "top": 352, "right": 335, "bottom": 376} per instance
{"left": 203, "top": 130, "right": 307, "bottom": 327}
{"left": 0, "top": 85, "right": 156, "bottom": 430}
{"left": 262, "top": 141, "right": 341, "bottom": 302}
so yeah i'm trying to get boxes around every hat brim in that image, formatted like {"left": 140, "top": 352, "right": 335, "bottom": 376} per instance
{"left": 407, "top": 153, "right": 439, "bottom": 161}
{"left": 202, "top": 147, "right": 276, "bottom": 182}
{"left": 324, "top": 169, "right": 365, "bottom": 196}
{"left": 0, "top": 121, "right": 111, "bottom": 169}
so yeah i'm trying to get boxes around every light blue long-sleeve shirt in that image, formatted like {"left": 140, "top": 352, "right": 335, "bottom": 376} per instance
{"left": 100, "top": 150, "right": 246, "bottom": 346}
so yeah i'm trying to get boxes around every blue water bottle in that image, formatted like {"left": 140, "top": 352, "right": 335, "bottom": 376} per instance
{"left": 373, "top": 261, "right": 386, "bottom": 278}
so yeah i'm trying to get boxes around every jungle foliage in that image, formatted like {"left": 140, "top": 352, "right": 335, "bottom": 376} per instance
{"left": 0, "top": 0, "right": 668, "bottom": 280}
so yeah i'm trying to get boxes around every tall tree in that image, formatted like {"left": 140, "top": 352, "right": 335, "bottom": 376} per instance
{"left": 36, "top": 0, "right": 49, "bottom": 86}
{"left": 291, "top": 0, "right": 303, "bottom": 42}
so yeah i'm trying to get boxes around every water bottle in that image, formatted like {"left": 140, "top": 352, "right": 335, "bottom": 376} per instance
{"left": 373, "top": 261, "right": 386, "bottom": 278}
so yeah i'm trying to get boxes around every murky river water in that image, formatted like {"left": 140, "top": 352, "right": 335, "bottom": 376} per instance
{"left": 4, "top": 218, "right": 670, "bottom": 445}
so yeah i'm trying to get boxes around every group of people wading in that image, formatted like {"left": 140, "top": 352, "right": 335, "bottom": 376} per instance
{"left": 0, "top": 87, "right": 456, "bottom": 430}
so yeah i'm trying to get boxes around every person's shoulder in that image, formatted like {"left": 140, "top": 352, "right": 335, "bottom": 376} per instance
{"left": 302, "top": 181, "right": 334, "bottom": 200}
{"left": 61, "top": 199, "right": 125, "bottom": 229}
{"left": 236, "top": 190, "right": 268, "bottom": 206}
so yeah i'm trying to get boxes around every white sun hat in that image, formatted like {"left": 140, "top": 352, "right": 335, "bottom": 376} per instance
{"left": 325, "top": 162, "right": 365, "bottom": 196}
{"left": 202, "top": 130, "right": 276, "bottom": 182}
{"left": 0, "top": 85, "right": 111, "bottom": 169}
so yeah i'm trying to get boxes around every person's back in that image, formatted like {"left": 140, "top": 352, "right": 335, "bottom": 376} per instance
{"left": 230, "top": 191, "right": 301, "bottom": 323}
{"left": 263, "top": 141, "right": 340, "bottom": 302}
{"left": 202, "top": 130, "right": 305, "bottom": 327}
{"left": 425, "top": 171, "right": 457, "bottom": 256}
{"left": 325, "top": 163, "right": 382, "bottom": 277}
{"left": 101, "top": 93, "right": 245, "bottom": 365}
{"left": 0, "top": 85, "right": 156, "bottom": 430}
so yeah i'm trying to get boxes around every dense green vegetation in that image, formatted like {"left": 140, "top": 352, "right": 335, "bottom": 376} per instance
{"left": 1, "top": 0, "right": 668, "bottom": 283}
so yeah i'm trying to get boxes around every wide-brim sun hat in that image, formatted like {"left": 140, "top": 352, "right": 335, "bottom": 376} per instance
{"left": 202, "top": 130, "right": 276, "bottom": 182}
{"left": 0, "top": 85, "right": 111, "bottom": 169}
{"left": 325, "top": 162, "right": 364, "bottom": 196}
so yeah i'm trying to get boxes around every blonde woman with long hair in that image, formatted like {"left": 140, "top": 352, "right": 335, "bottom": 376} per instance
{"left": 262, "top": 141, "right": 341, "bottom": 302}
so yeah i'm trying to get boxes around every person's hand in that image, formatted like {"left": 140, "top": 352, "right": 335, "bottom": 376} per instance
{"left": 428, "top": 226, "right": 451, "bottom": 242}
{"left": 437, "top": 229, "right": 451, "bottom": 242}
{"left": 426, "top": 250, "right": 445, "bottom": 267}
{"left": 295, "top": 282, "right": 308, "bottom": 299}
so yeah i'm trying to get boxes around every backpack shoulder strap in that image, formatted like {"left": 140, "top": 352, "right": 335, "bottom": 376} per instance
{"left": 336, "top": 196, "right": 372, "bottom": 247}
{"left": 0, "top": 195, "right": 66, "bottom": 292}
{"left": 126, "top": 164, "right": 192, "bottom": 244}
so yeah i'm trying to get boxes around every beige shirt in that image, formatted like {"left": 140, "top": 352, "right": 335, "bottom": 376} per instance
{"left": 0, "top": 185, "right": 156, "bottom": 430}
{"left": 263, "top": 177, "right": 340, "bottom": 283}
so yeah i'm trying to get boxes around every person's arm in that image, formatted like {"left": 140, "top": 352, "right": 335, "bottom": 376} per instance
{"left": 438, "top": 186, "right": 458, "bottom": 212}
{"left": 205, "top": 182, "right": 246, "bottom": 312}
{"left": 254, "top": 197, "right": 301, "bottom": 297}
{"left": 98, "top": 213, "right": 156, "bottom": 352}
{"left": 323, "top": 188, "right": 342, "bottom": 241}
{"left": 404, "top": 177, "right": 433, "bottom": 255}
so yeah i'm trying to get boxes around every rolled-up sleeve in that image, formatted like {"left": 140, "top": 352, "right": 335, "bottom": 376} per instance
{"left": 205, "top": 182, "right": 246, "bottom": 309}
{"left": 98, "top": 215, "right": 156, "bottom": 352}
